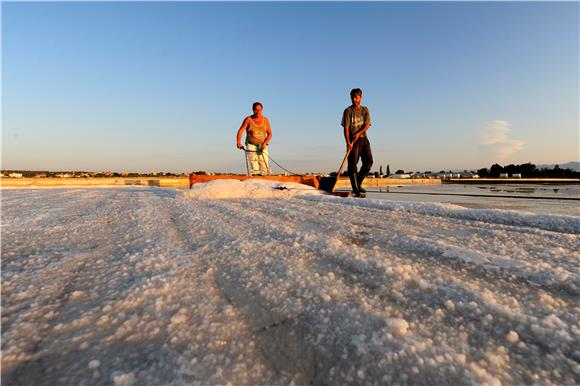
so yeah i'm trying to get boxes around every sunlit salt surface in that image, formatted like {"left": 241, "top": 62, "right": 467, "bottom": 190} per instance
{"left": 357, "top": 183, "right": 580, "bottom": 216}
{"left": 2, "top": 180, "right": 579, "bottom": 386}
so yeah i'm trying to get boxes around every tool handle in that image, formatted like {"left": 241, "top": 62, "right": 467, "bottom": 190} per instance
{"left": 332, "top": 146, "right": 354, "bottom": 192}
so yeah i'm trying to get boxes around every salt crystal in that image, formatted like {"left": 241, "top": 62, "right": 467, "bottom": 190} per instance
{"left": 70, "top": 291, "right": 86, "bottom": 300}
{"left": 88, "top": 360, "right": 100, "bottom": 369}
{"left": 445, "top": 300, "right": 455, "bottom": 311}
{"left": 505, "top": 330, "right": 519, "bottom": 344}
{"left": 389, "top": 318, "right": 409, "bottom": 336}
{"left": 113, "top": 372, "right": 136, "bottom": 386}
{"left": 171, "top": 313, "right": 188, "bottom": 325}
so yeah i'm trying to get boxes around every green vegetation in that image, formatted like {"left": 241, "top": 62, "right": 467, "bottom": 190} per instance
{"left": 478, "top": 163, "right": 579, "bottom": 178}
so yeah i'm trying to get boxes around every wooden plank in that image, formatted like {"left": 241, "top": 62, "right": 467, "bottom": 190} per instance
{"left": 188, "top": 174, "right": 320, "bottom": 189}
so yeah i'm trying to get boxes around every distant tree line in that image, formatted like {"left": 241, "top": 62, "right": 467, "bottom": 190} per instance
{"left": 1, "top": 170, "right": 187, "bottom": 178}
{"left": 477, "top": 163, "right": 579, "bottom": 178}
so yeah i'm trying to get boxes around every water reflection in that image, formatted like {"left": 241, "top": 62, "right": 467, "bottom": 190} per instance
{"left": 364, "top": 184, "right": 580, "bottom": 216}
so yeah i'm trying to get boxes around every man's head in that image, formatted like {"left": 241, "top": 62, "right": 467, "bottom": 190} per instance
{"left": 350, "top": 88, "right": 362, "bottom": 106}
{"left": 252, "top": 102, "right": 263, "bottom": 116}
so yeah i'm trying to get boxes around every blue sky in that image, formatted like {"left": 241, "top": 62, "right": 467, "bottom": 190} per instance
{"left": 3, "top": 1, "right": 578, "bottom": 174}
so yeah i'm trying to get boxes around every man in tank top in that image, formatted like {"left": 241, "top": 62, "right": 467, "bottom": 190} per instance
{"left": 236, "top": 102, "right": 272, "bottom": 176}
{"left": 341, "top": 88, "right": 373, "bottom": 197}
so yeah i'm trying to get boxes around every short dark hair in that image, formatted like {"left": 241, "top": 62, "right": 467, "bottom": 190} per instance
{"left": 350, "top": 88, "right": 362, "bottom": 98}
{"left": 252, "top": 102, "right": 263, "bottom": 110}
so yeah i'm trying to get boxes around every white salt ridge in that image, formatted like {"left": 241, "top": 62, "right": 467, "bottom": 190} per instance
{"left": 2, "top": 180, "right": 579, "bottom": 386}
{"left": 183, "top": 178, "right": 322, "bottom": 200}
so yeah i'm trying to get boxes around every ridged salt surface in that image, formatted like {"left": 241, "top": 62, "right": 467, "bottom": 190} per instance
{"left": 2, "top": 180, "right": 579, "bottom": 386}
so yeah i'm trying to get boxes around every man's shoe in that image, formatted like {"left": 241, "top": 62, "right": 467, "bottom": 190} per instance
{"left": 349, "top": 172, "right": 360, "bottom": 193}
{"left": 357, "top": 176, "right": 366, "bottom": 193}
{"left": 352, "top": 191, "right": 366, "bottom": 198}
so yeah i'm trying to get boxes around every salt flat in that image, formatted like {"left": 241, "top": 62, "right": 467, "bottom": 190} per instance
{"left": 2, "top": 180, "right": 579, "bottom": 386}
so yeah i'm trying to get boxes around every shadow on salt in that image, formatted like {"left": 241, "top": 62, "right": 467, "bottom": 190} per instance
{"left": 180, "top": 179, "right": 324, "bottom": 200}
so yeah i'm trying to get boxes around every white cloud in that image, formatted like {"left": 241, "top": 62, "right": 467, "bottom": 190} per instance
{"left": 479, "top": 120, "right": 526, "bottom": 161}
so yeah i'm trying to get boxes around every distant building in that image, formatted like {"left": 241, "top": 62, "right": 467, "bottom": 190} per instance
{"left": 8, "top": 173, "right": 23, "bottom": 178}
{"left": 386, "top": 174, "right": 411, "bottom": 179}
{"left": 455, "top": 172, "right": 479, "bottom": 178}
{"left": 422, "top": 172, "right": 434, "bottom": 179}
{"left": 499, "top": 173, "right": 509, "bottom": 178}
{"left": 512, "top": 173, "right": 522, "bottom": 178}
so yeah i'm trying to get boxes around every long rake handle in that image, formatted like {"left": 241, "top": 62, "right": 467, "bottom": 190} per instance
{"left": 332, "top": 147, "right": 353, "bottom": 192}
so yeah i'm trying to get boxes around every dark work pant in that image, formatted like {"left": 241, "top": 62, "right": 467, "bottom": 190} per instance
{"left": 348, "top": 136, "right": 373, "bottom": 180}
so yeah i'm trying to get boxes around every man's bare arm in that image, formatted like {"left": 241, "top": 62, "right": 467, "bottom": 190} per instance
{"left": 263, "top": 118, "right": 272, "bottom": 147}
{"left": 236, "top": 117, "right": 250, "bottom": 149}
{"left": 352, "top": 122, "right": 371, "bottom": 143}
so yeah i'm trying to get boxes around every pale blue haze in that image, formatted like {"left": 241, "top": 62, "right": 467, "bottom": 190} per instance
{"left": 3, "top": 2, "right": 578, "bottom": 173}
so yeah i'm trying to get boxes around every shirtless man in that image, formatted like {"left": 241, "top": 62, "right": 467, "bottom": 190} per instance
{"left": 236, "top": 102, "right": 272, "bottom": 176}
